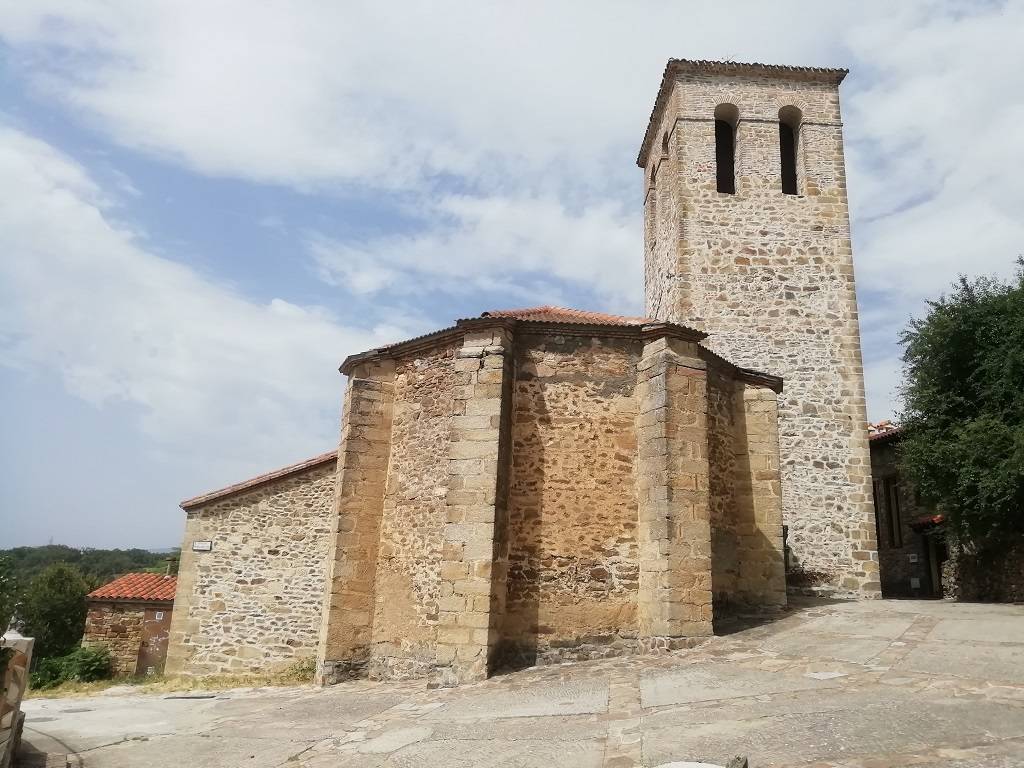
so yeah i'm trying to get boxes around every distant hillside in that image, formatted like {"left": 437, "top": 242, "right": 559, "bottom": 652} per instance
{"left": 0, "top": 545, "right": 178, "bottom": 588}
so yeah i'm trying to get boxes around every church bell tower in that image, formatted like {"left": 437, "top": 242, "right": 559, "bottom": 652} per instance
{"left": 638, "top": 59, "right": 878, "bottom": 596}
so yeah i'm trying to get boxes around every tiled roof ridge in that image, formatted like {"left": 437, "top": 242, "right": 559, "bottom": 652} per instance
{"left": 868, "top": 420, "right": 903, "bottom": 441}
{"left": 88, "top": 572, "right": 177, "bottom": 602}
{"left": 480, "top": 305, "right": 655, "bottom": 325}
{"left": 180, "top": 449, "right": 338, "bottom": 510}
{"left": 637, "top": 57, "right": 849, "bottom": 167}
{"left": 669, "top": 58, "right": 848, "bottom": 76}
{"left": 339, "top": 308, "right": 708, "bottom": 374}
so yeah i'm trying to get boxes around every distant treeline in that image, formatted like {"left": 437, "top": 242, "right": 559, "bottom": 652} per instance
{"left": 1, "top": 544, "right": 178, "bottom": 587}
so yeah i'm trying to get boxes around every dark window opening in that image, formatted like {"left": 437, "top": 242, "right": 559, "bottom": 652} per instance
{"left": 715, "top": 119, "right": 735, "bottom": 194}
{"left": 778, "top": 105, "right": 802, "bottom": 195}
{"left": 872, "top": 480, "right": 884, "bottom": 550}
{"left": 885, "top": 478, "right": 903, "bottom": 548}
{"left": 779, "top": 122, "right": 798, "bottom": 194}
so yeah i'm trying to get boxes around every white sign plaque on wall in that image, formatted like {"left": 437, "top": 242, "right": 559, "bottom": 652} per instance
{"left": 192, "top": 540, "right": 213, "bottom": 552}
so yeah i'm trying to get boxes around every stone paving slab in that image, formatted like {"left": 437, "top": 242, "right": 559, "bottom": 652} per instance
{"left": 796, "top": 614, "right": 917, "bottom": 640}
{"left": 759, "top": 632, "right": 892, "bottom": 665}
{"left": 18, "top": 599, "right": 1024, "bottom": 768}
{"left": 428, "top": 679, "right": 609, "bottom": 721}
{"left": 640, "top": 664, "right": 840, "bottom": 708}
{"left": 898, "top": 641, "right": 1024, "bottom": 685}
{"left": 928, "top": 618, "right": 1024, "bottom": 644}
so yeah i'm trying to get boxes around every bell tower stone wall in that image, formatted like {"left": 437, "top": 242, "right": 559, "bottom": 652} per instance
{"left": 639, "top": 61, "right": 879, "bottom": 596}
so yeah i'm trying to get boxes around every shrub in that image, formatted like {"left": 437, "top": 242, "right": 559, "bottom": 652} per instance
{"left": 30, "top": 645, "right": 113, "bottom": 690}
{"left": 18, "top": 562, "right": 92, "bottom": 660}
{"left": 899, "top": 263, "right": 1024, "bottom": 546}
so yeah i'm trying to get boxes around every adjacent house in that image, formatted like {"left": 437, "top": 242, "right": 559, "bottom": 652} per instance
{"left": 869, "top": 421, "right": 1024, "bottom": 603}
{"left": 82, "top": 573, "right": 176, "bottom": 676}
{"left": 868, "top": 421, "right": 947, "bottom": 598}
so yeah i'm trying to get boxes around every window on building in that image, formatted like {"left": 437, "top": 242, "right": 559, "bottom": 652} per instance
{"left": 872, "top": 479, "right": 884, "bottom": 549}
{"left": 778, "top": 106, "right": 802, "bottom": 195}
{"left": 714, "top": 104, "right": 738, "bottom": 194}
{"left": 885, "top": 478, "right": 903, "bottom": 548}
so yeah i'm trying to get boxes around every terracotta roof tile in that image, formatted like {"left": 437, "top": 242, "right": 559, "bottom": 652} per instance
{"left": 88, "top": 573, "right": 177, "bottom": 602}
{"left": 480, "top": 306, "right": 653, "bottom": 326}
{"left": 868, "top": 420, "right": 903, "bottom": 441}
{"left": 180, "top": 450, "right": 337, "bottom": 510}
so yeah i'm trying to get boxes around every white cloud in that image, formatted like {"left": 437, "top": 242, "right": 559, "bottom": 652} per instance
{"left": 310, "top": 194, "right": 642, "bottom": 311}
{"left": 0, "top": 126, "right": 402, "bottom": 470}
{"left": 2, "top": 0, "right": 1022, "bottom": 427}
{"left": 841, "top": 0, "right": 1024, "bottom": 418}
{"left": 0, "top": 1, "right": 862, "bottom": 192}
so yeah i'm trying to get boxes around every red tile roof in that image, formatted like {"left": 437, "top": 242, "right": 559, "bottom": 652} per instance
{"left": 480, "top": 306, "right": 653, "bottom": 326}
{"left": 88, "top": 573, "right": 177, "bottom": 603}
{"left": 868, "top": 420, "right": 904, "bottom": 442}
{"left": 180, "top": 450, "right": 337, "bottom": 510}
{"left": 910, "top": 513, "right": 946, "bottom": 532}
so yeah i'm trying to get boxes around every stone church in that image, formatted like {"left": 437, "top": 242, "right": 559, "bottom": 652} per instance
{"left": 166, "top": 59, "right": 878, "bottom": 687}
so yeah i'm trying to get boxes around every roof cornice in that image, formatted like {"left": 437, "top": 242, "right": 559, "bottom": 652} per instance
{"left": 339, "top": 316, "right": 708, "bottom": 376}
{"left": 180, "top": 450, "right": 338, "bottom": 510}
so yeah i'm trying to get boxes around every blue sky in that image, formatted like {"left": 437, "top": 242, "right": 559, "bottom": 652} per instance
{"left": 2, "top": 1, "right": 1022, "bottom": 549}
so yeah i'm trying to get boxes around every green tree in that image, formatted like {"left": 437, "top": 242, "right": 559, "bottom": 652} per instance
{"left": 0, "top": 545, "right": 171, "bottom": 585}
{"left": 0, "top": 556, "right": 17, "bottom": 633}
{"left": 17, "top": 562, "right": 92, "bottom": 660}
{"left": 899, "top": 262, "right": 1024, "bottom": 545}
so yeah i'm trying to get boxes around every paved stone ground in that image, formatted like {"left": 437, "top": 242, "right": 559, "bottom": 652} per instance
{"left": 19, "top": 599, "right": 1024, "bottom": 767}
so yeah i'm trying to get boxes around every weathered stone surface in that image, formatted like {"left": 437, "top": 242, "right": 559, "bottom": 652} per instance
{"left": 370, "top": 344, "right": 457, "bottom": 681}
{"left": 502, "top": 334, "right": 640, "bottom": 667}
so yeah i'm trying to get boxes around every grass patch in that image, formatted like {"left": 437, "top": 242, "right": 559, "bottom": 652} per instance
{"left": 26, "top": 657, "right": 317, "bottom": 699}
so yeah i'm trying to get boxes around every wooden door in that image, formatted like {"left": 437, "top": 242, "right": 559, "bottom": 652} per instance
{"left": 136, "top": 606, "right": 172, "bottom": 675}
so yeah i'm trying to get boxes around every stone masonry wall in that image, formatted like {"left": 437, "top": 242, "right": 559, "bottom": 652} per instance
{"left": 369, "top": 343, "right": 457, "bottom": 680}
{"left": 83, "top": 602, "right": 150, "bottom": 676}
{"left": 502, "top": 335, "right": 640, "bottom": 665}
{"left": 643, "top": 67, "right": 878, "bottom": 596}
{"left": 166, "top": 460, "right": 336, "bottom": 676}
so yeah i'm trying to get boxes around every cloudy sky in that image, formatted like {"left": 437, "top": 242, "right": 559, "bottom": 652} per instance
{"left": 2, "top": 1, "right": 1022, "bottom": 549}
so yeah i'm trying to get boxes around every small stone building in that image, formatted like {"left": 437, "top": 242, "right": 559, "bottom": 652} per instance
{"left": 166, "top": 452, "right": 337, "bottom": 676}
{"left": 869, "top": 421, "right": 1024, "bottom": 602}
{"left": 83, "top": 573, "right": 176, "bottom": 676}
{"left": 868, "top": 423, "right": 945, "bottom": 598}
